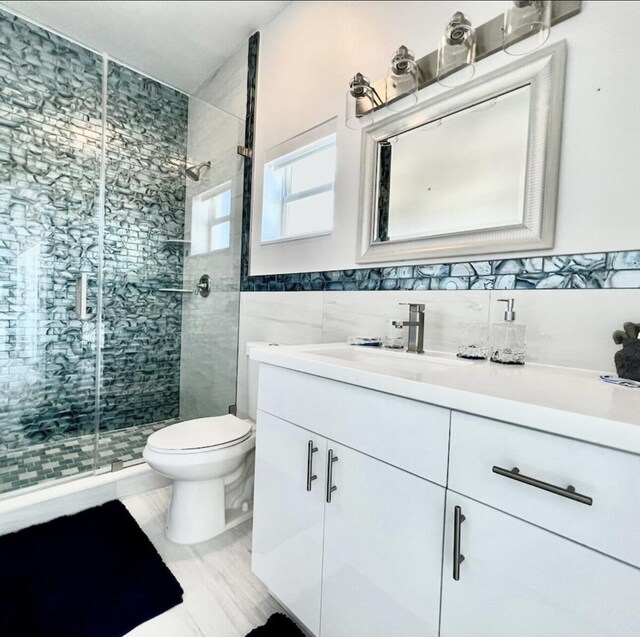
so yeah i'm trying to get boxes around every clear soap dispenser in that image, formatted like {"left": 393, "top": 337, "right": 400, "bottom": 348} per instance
{"left": 490, "top": 298, "right": 526, "bottom": 365}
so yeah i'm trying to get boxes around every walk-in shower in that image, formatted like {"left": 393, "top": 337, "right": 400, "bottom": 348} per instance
{"left": 0, "top": 8, "right": 244, "bottom": 498}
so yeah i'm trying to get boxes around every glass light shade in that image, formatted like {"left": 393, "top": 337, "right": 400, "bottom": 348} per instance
{"left": 385, "top": 46, "right": 419, "bottom": 112}
{"left": 503, "top": 0, "right": 551, "bottom": 56}
{"left": 436, "top": 13, "right": 476, "bottom": 87}
{"left": 345, "top": 73, "right": 380, "bottom": 130}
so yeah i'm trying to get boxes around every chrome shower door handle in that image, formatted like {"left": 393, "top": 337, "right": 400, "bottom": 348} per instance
{"left": 326, "top": 449, "right": 338, "bottom": 503}
{"left": 306, "top": 440, "right": 318, "bottom": 492}
{"left": 453, "top": 505, "right": 466, "bottom": 581}
{"left": 75, "top": 274, "right": 96, "bottom": 320}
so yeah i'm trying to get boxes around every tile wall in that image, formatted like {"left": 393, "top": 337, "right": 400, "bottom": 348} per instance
{"left": 236, "top": 287, "right": 640, "bottom": 417}
{"left": 0, "top": 8, "right": 188, "bottom": 449}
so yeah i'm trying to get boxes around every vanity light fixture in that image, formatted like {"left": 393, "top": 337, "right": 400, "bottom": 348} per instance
{"left": 436, "top": 12, "right": 477, "bottom": 87}
{"left": 345, "top": 1, "right": 580, "bottom": 124}
{"left": 385, "top": 45, "right": 419, "bottom": 112}
{"left": 345, "top": 73, "right": 383, "bottom": 130}
{"left": 503, "top": 1, "right": 551, "bottom": 55}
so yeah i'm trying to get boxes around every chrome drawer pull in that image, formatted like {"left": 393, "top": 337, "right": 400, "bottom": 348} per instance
{"left": 326, "top": 449, "right": 338, "bottom": 503}
{"left": 306, "top": 440, "right": 318, "bottom": 492}
{"left": 492, "top": 466, "right": 593, "bottom": 506}
{"left": 453, "top": 505, "right": 466, "bottom": 581}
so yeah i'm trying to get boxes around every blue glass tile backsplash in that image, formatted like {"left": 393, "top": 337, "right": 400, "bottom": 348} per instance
{"left": 0, "top": 9, "right": 187, "bottom": 449}
{"left": 241, "top": 251, "right": 640, "bottom": 292}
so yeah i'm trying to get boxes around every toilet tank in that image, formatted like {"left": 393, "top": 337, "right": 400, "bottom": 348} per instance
{"left": 245, "top": 342, "right": 279, "bottom": 422}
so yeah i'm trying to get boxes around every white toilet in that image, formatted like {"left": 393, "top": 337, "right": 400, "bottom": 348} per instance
{"left": 143, "top": 342, "right": 271, "bottom": 544}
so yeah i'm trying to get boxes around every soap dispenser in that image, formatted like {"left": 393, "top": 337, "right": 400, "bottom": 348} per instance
{"left": 490, "top": 298, "right": 526, "bottom": 365}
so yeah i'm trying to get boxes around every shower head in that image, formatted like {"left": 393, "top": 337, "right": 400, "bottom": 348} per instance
{"left": 186, "top": 161, "right": 211, "bottom": 182}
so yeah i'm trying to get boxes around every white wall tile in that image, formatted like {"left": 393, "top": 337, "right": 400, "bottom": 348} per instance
{"left": 321, "top": 290, "right": 490, "bottom": 354}
{"left": 236, "top": 292, "right": 324, "bottom": 417}
{"left": 487, "top": 289, "right": 640, "bottom": 373}
{"left": 237, "top": 287, "right": 638, "bottom": 408}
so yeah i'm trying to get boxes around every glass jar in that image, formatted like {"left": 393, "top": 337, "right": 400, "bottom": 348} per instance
{"left": 457, "top": 321, "right": 489, "bottom": 360}
{"left": 490, "top": 322, "right": 527, "bottom": 365}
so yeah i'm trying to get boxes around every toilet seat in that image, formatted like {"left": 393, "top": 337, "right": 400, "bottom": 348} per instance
{"left": 146, "top": 415, "right": 253, "bottom": 454}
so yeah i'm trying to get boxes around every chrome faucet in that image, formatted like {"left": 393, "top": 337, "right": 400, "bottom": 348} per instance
{"left": 393, "top": 303, "right": 425, "bottom": 354}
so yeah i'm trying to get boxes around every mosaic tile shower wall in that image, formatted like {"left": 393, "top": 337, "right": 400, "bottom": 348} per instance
{"left": 102, "top": 61, "right": 187, "bottom": 430}
{"left": 0, "top": 9, "right": 188, "bottom": 449}
{"left": 0, "top": 10, "right": 102, "bottom": 449}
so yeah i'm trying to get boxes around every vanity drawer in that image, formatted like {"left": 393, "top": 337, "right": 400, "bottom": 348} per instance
{"left": 449, "top": 411, "right": 640, "bottom": 568}
{"left": 258, "top": 364, "right": 450, "bottom": 486}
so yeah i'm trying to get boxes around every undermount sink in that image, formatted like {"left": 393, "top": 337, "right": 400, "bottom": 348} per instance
{"left": 310, "top": 345, "right": 472, "bottom": 377}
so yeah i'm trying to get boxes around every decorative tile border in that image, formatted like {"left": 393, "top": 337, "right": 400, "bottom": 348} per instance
{"left": 240, "top": 32, "right": 259, "bottom": 279}
{"left": 240, "top": 250, "right": 640, "bottom": 292}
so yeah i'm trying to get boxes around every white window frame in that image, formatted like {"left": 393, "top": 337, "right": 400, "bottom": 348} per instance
{"left": 192, "top": 181, "right": 232, "bottom": 254}
{"left": 261, "top": 118, "right": 337, "bottom": 244}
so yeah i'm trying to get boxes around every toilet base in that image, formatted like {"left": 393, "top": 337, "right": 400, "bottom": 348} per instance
{"left": 166, "top": 478, "right": 247, "bottom": 544}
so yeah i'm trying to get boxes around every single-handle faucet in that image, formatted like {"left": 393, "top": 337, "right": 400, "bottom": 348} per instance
{"left": 393, "top": 303, "right": 425, "bottom": 354}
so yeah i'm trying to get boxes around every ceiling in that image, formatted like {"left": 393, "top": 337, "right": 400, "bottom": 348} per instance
{"left": 1, "top": 1, "right": 290, "bottom": 94}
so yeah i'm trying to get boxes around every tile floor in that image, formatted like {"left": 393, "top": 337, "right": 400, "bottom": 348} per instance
{"left": 0, "top": 419, "right": 179, "bottom": 496}
{"left": 122, "top": 486, "right": 282, "bottom": 636}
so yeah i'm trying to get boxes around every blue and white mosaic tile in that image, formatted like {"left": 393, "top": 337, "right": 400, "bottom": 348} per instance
{"left": 242, "top": 250, "right": 640, "bottom": 292}
{"left": 0, "top": 9, "right": 188, "bottom": 450}
{"left": 0, "top": 417, "right": 178, "bottom": 496}
{"left": 102, "top": 60, "right": 187, "bottom": 432}
{"left": 0, "top": 9, "right": 103, "bottom": 449}
{"left": 240, "top": 32, "right": 258, "bottom": 279}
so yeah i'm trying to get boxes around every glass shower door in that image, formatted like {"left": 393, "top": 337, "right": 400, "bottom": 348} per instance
{"left": 0, "top": 9, "right": 104, "bottom": 495}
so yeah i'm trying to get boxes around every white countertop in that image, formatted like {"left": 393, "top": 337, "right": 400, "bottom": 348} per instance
{"left": 251, "top": 343, "right": 640, "bottom": 455}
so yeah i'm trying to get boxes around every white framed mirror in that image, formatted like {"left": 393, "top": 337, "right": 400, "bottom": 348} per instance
{"left": 357, "top": 41, "right": 566, "bottom": 263}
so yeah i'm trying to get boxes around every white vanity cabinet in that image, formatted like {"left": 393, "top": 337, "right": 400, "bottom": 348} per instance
{"left": 250, "top": 354, "right": 640, "bottom": 637}
{"left": 440, "top": 492, "right": 640, "bottom": 637}
{"left": 320, "top": 442, "right": 444, "bottom": 637}
{"left": 442, "top": 411, "right": 640, "bottom": 637}
{"left": 252, "top": 411, "right": 327, "bottom": 635}
{"left": 252, "top": 365, "right": 450, "bottom": 637}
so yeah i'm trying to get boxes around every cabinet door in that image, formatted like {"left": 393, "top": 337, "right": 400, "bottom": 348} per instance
{"left": 321, "top": 443, "right": 445, "bottom": 637}
{"left": 252, "top": 411, "right": 327, "bottom": 636}
{"left": 441, "top": 493, "right": 640, "bottom": 637}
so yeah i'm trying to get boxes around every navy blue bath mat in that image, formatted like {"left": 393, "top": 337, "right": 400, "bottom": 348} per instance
{"left": 0, "top": 500, "right": 183, "bottom": 637}
{"left": 246, "top": 612, "right": 306, "bottom": 636}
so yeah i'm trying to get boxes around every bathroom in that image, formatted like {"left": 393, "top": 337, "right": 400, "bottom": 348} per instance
{"left": 0, "top": 0, "right": 639, "bottom": 635}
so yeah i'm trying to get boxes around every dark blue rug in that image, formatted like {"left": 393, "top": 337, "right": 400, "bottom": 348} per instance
{"left": 246, "top": 612, "right": 306, "bottom": 636}
{"left": 0, "top": 500, "right": 183, "bottom": 637}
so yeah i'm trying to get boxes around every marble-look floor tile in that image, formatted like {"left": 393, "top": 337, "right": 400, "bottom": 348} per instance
{"left": 123, "top": 487, "right": 281, "bottom": 637}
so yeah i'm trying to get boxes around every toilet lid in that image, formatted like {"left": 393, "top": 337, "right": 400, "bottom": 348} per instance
{"left": 146, "top": 415, "right": 252, "bottom": 452}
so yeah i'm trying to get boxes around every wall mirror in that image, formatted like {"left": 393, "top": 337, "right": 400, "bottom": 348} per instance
{"left": 357, "top": 41, "right": 566, "bottom": 263}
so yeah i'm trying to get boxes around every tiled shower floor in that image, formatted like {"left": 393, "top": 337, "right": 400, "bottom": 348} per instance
{"left": 0, "top": 418, "right": 180, "bottom": 496}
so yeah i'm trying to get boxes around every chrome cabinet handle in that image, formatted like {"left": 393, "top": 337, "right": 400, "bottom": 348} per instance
{"left": 306, "top": 440, "right": 318, "bottom": 492}
{"left": 492, "top": 466, "right": 593, "bottom": 506}
{"left": 453, "top": 505, "right": 466, "bottom": 581}
{"left": 75, "top": 274, "right": 96, "bottom": 320}
{"left": 326, "top": 449, "right": 338, "bottom": 503}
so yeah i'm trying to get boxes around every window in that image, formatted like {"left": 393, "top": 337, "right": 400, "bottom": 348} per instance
{"left": 262, "top": 122, "right": 336, "bottom": 243}
{"left": 191, "top": 182, "right": 231, "bottom": 255}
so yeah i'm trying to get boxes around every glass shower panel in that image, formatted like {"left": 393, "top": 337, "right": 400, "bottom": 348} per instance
{"left": 179, "top": 98, "right": 244, "bottom": 423}
{"left": 0, "top": 9, "right": 103, "bottom": 495}
{"left": 94, "top": 60, "right": 190, "bottom": 470}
